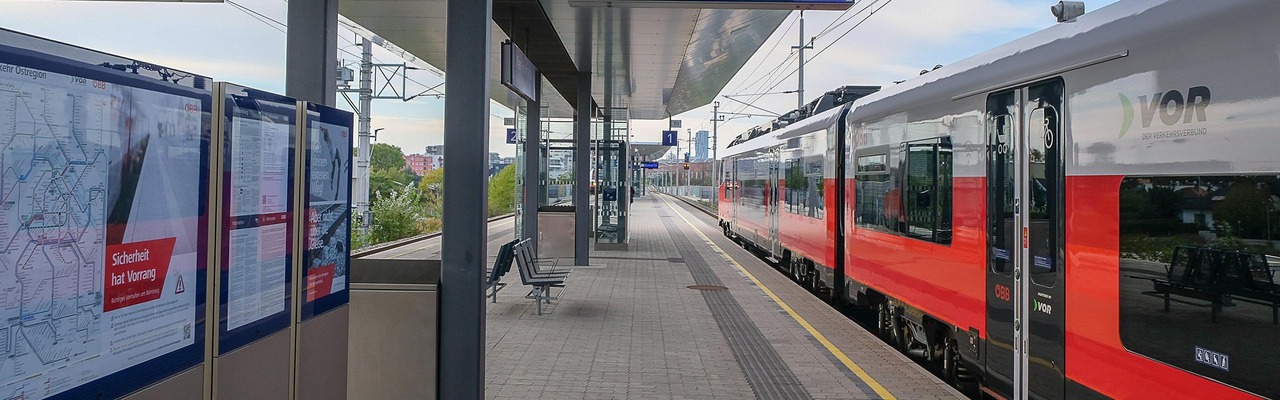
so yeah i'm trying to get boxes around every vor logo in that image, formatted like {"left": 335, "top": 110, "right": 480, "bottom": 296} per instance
{"left": 1033, "top": 298, "right": 1052, "bottom": 315}
{"left": 1118, "top": 86, "right": 1211, "bottom": 137}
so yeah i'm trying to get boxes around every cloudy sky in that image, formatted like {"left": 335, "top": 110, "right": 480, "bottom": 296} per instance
{"left": 0, "top": 0, "right": 1117, "bottom": 157}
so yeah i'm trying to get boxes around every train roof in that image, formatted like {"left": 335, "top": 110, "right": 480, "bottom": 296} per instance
{"left": 720, "top": 103, "right": 849, "bottom": 159}
{"left": 843, "top": 0, "right": 1180, "bottom": 121}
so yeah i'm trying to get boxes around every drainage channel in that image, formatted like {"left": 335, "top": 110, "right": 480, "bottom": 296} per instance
{"left": 661, "top": 214, "right": 814, "bottom": 400}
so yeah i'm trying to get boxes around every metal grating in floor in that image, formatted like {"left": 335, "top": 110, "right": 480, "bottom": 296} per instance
{"left": 662, "top": 217, "right": 814, "bottom": 400}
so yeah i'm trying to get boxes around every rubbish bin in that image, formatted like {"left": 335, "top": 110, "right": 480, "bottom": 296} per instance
{"left": 348, "top": 258, "right": 439, "bottom": 400}
{"left": 537, "top": 205, "right": 576, "bottom": 258}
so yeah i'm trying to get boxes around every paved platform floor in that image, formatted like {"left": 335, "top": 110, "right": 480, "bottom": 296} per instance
{"left": 480, "top": 194, "right": 964, "bottom": 400}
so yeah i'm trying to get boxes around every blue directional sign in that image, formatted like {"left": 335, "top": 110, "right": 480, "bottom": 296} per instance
{"left": 641, "top": 162, "right": 659, "bottom": 169}
{"left": 506, "top": 128, "right": 517, "bottom": 144}
{"left": 662, "top": 130, "right": 678, "bottom": 146}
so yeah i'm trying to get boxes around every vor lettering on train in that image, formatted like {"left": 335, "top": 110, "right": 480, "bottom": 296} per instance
{"left": 1118, "top": 86, "right": 1211, "bottom": 137}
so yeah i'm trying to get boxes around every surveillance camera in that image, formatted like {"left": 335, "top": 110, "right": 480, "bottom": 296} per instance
{"left": 1051, "top": 1, "right": 1085, "bottom": 23}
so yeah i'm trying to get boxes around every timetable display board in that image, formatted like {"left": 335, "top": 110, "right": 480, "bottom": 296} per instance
{"left": 0, "top": 44, "right": 211, "bottom": 399}
{"left": 300, "top": 103, "right": 352, "bottom": 320}
{"left": 217, "top": 85, "right": 296, "bottom": 354}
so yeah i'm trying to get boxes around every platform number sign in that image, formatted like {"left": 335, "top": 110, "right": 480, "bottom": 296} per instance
{"left": 506, "top": 128, "right": 517, "bottom": 144}
{"left": 662, "top": 130, "right": 678, "bottom": 146}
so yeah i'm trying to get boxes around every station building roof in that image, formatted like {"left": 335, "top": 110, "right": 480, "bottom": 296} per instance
{"left": 337, "top": 0, "right": 805, "bottom": 119}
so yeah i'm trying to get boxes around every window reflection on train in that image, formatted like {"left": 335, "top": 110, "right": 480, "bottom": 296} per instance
{"left": 784, "top": 156, "right": 824, "bottom": 219}
{"left": 736, "top": 157, "right": 768, "bottom": 224}
{"left": 1119, "top": 175, "right": 1280, "bottom": 399}
{"left": 853, "top": 138, "right": 952, "bottom": 245}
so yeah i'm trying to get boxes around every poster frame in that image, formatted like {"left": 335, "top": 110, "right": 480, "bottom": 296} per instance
{"left": 299, "top": 101, "right": 353, "bottom": 321}
{"left": 0, "top": 42, "right": 212, "bottom": 400}
{"left": 215, "top": 83, "right": 298, "bottom": 355}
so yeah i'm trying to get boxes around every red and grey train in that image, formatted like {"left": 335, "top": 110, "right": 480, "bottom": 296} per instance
{"left": 716, "top": 0, "right": 1280, "bottom": 399}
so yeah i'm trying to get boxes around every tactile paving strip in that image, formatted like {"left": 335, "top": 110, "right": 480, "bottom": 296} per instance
{"left": 662, "top": 216, "right": 814, "bottom": 400}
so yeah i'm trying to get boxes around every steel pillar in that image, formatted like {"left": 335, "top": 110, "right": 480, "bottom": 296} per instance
{"left": 522, "top": 79, "right": 541, "bottom": 251}
{"left": 284, "top": 0, "right": 338, "bottom": 106}
{"left": 573, "top": 70, "right": 591, "bottom": 266}
{"left": 439, "top": 0, "right": 491, "bottom": 398}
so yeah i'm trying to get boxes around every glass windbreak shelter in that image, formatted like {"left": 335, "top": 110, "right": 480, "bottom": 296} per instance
{"left": 513, "top": 105, "right": 632, "bottom": 249}
{"left": 594, "top": 107, "right": 630, "bottom": 245}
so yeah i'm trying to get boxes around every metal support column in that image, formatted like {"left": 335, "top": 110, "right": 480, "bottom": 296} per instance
{"left": 285, "top": 0, "right": 338, "bottom": 106}
{"left": 522, "top": 79, "right": 541, "bottom": 250}
{"left": 573, "top": 70, "right": 591, "bottom": 266}
{"left": 354, "top": 40, "right": 373, "bottom": 228}
{"left": 439, "top": 0, "right": 491, "bottom": 398}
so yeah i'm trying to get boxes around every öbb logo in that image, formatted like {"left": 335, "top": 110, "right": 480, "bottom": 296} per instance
{"left": 1118, "top": 86, "right": 1210, "bottom": 138}
{"left": 994, "top": 284, "right": 1011, "bottom": 302}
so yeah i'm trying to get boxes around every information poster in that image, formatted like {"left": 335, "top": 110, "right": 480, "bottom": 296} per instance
{"left": 0, "top": 45, "right": 209, "bottom": 399}
{"left": 301, "top": 104, "right": 352, "bottom": 319}
{"left": 218, "top": 86, "right": 294, "bottom": 353}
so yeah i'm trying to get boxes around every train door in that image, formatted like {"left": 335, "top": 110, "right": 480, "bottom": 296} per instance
{"left": 984, "top": 78, "right": 1066, "bottom": 400}
{"left": 768, "top": 148, "right": 782, "bottom": 255}
{"left": 732, "top": 158, "right": 742, "bottom": 223}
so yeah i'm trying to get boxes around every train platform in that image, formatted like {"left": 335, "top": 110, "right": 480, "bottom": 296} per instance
{"left": 363, "top": 194, "right": 963, "bottom": 400}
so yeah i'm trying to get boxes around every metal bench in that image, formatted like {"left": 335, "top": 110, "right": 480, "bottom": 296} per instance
{"left": 515, "top": 241, "right": 570, "bottom": 278}
{"left": 513, "top": 239, "right": 569, "bottom": 315}
{"left": 1222, "top": 250, "right": 1280, "bottom": 324}
{"left": 486, "top": 239, "right": 519, "bottom": 303}
{"left": 1138, "top": 245, "right": 1279, "bottom": 324}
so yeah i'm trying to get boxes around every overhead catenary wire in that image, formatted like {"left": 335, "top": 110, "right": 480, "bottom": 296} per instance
{"left": 226, "top": 0, "right": 287, "bottom": 34}
{"left": 723, "top": 0, "right": 878, "bottom": 106}
{"left": 225, "top": 0, "right": 445, "bottom": 98}
{"left": 721, "top": 13, "right": 799, "bottom": 97}
{"left": 747, "top": 0, "right": 893, "bottom": 107}
{"left": 707, "top": 0, "right": 890, "bottom": 140}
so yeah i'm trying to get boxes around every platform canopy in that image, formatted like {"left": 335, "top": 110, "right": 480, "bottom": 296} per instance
{"left": 338, "top": 0, "right": 831, "bottom": 119}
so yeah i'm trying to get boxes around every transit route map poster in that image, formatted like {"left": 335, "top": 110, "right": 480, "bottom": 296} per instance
{"left": 218, "top": 85, "right": 295, "bottom": 353}
{"left": 0, "top": 44, "right": 210, "bottom": 399}
{"left": 301, "top": 103, "right": 352, "bottom": 320}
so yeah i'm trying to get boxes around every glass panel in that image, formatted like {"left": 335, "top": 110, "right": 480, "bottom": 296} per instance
{"left": 1118, "top": 175, "right": 1280, "bottom": 399}
{"left": 808, "top": 156, "right": 824, "bottom": 219}
{"left": 854, "top": 165, "right": 894, "bottom": 233}
{"left": 905, "top": 143, "right": 938, "bottom": 241}
{"left": 987, "top": 91, "right": 1018, "bottom": 276}
{"left": 1028, "top": 80, "right": 1063, "bottom": 288}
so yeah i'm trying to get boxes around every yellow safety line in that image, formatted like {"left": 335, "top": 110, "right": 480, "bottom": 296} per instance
{"left": 659, "top": 196, "right": 898, "bottom": 400}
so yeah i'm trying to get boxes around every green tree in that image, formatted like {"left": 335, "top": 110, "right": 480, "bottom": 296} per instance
{"left": 488, "top": 164, "right": 516, "bottom": 217}
{"left": 369, "top": 183, "right": 425, "bottom": 244}
{"left": 1215, "top": 178, "right": 1271, "bottom": 239}
{"left": 418, "top": 168, "right": 445, "bottom": 217}
{"left": 370, "top": 143, "right": 407, "bottom": 172}
{"left": 370, "top": 168, "right": 409, "bottom": 199}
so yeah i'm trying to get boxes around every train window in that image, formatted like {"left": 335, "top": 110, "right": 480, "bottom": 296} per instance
{"left": 903, "top": 139, "right": 953, "bottom": 244}
{"left": 855, "top": 140, "right": 953, "bottom": 245}
{"left": 784, "top": 156, "right": 825, "bottom": 218}
{"left": 785, "top": 158, "right": 806, "bottom": 215}
{"left": 1028, "top": 80, "right": 1064, "bottom": 288}
{"left": 1118, "top": 175, "right": 1280, "bottom": 398}
{"left": 857, "top": 154, "right": 887, "bottom": 173}
{"left": 987, "top": 90, "right": 1017, "bottom": 277}
{"left": 722, "top": 159, "right": 733, "bottom": 199}
{"left": 810, "top": 158, "right": 824, "bottom": 218}
{"left": 854, "top": 153, "right": 894, "bottom": 233}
